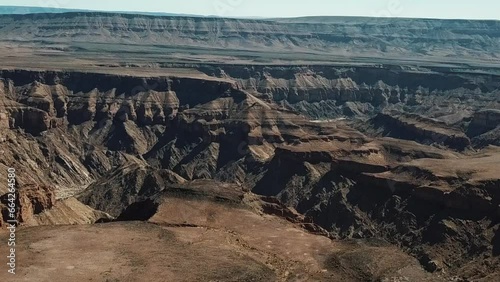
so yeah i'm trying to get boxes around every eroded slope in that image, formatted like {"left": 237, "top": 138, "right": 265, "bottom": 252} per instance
{"left": 0, "top": 67, "right": 499, "bottom": 281}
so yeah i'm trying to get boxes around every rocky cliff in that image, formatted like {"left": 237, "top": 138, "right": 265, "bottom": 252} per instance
{"left": 197, "top": 65, "right": 500, "bottom": 121}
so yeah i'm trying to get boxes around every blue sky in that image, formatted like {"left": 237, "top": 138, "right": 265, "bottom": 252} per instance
{"left": 0, "top": 0, "right": 498, "bottom": 19}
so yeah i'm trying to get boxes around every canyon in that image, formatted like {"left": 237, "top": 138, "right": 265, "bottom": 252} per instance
{"left": 0, "top": 11, "right": 499, "bottom": 282}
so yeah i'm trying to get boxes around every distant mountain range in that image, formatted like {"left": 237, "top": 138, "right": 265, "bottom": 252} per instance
{"left": 0, "top": 5, "right": 201, "bottom": 17}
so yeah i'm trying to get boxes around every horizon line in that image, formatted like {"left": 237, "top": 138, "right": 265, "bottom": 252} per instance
{"left": 1, "top": 5, "right": 499, "bottom": 22}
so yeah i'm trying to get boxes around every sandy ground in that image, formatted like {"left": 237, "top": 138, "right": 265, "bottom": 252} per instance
{"left": 0, "top": 194, "right": 438, "bottom": 282}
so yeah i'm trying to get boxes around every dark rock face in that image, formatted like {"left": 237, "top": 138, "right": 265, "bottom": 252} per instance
{"left": 468, "top": 109, "right": 500, "bottom": 147}
{"left": 0, "top": 184, "right": 55, "bottom": 223}
{"left": 468, "top": 109, "right": 500, "bottom": 136}
{"left": 116, "top": 199, "right": 159, "bottom": 221}
{"left": 493, "top": 228, "right": 500, "bottom": 256}
{"left": 370, "top": 112, "right": 471, "bottom": 150}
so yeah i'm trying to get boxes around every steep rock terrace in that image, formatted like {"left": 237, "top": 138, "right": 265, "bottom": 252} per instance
{"left": 200, "top": 64, "right": 500, "bottom": 120}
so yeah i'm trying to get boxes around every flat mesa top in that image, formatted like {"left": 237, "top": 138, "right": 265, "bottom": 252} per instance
{"left": 0, "top": 12, "right": 499, "bottom": 70}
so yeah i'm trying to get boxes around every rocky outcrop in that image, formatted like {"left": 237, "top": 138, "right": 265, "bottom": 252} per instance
{"left": 78, "top": 164, "right": 186, "bottom": 217}
{"left": 19, "top": 184, "right": 56, "bottom": 220}
{"left": 468, "top": 109, "right": 500, "bottom": 147}
{"left": 472, "top": 126, "right": 500, "bottom": 147}
{"left": 370, "top": 112, "right": 471, "bottom": 150}
{"left": 9, "top": 107, "right": 52, "bottom": 135}
{"left": 0, "top": 111, "right": 8, "bottom": 129}
{"left": 33, "top": 197, "right": 112, "bottom": 226}
{"left": 0, "top": 184, "right": 55, "bottom": 225}
{"left": 468, "top": 109, "right": 500, "bottom": 137}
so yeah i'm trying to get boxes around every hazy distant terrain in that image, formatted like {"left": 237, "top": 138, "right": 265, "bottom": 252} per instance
{"left": 0, "top": 5, "right": 198, "bottom": 17}
{"left": 0, "top": 6, "right": 90, "bottom": 14}
{"left": 0, "top": 11, "right": 498, "bottom": 70}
